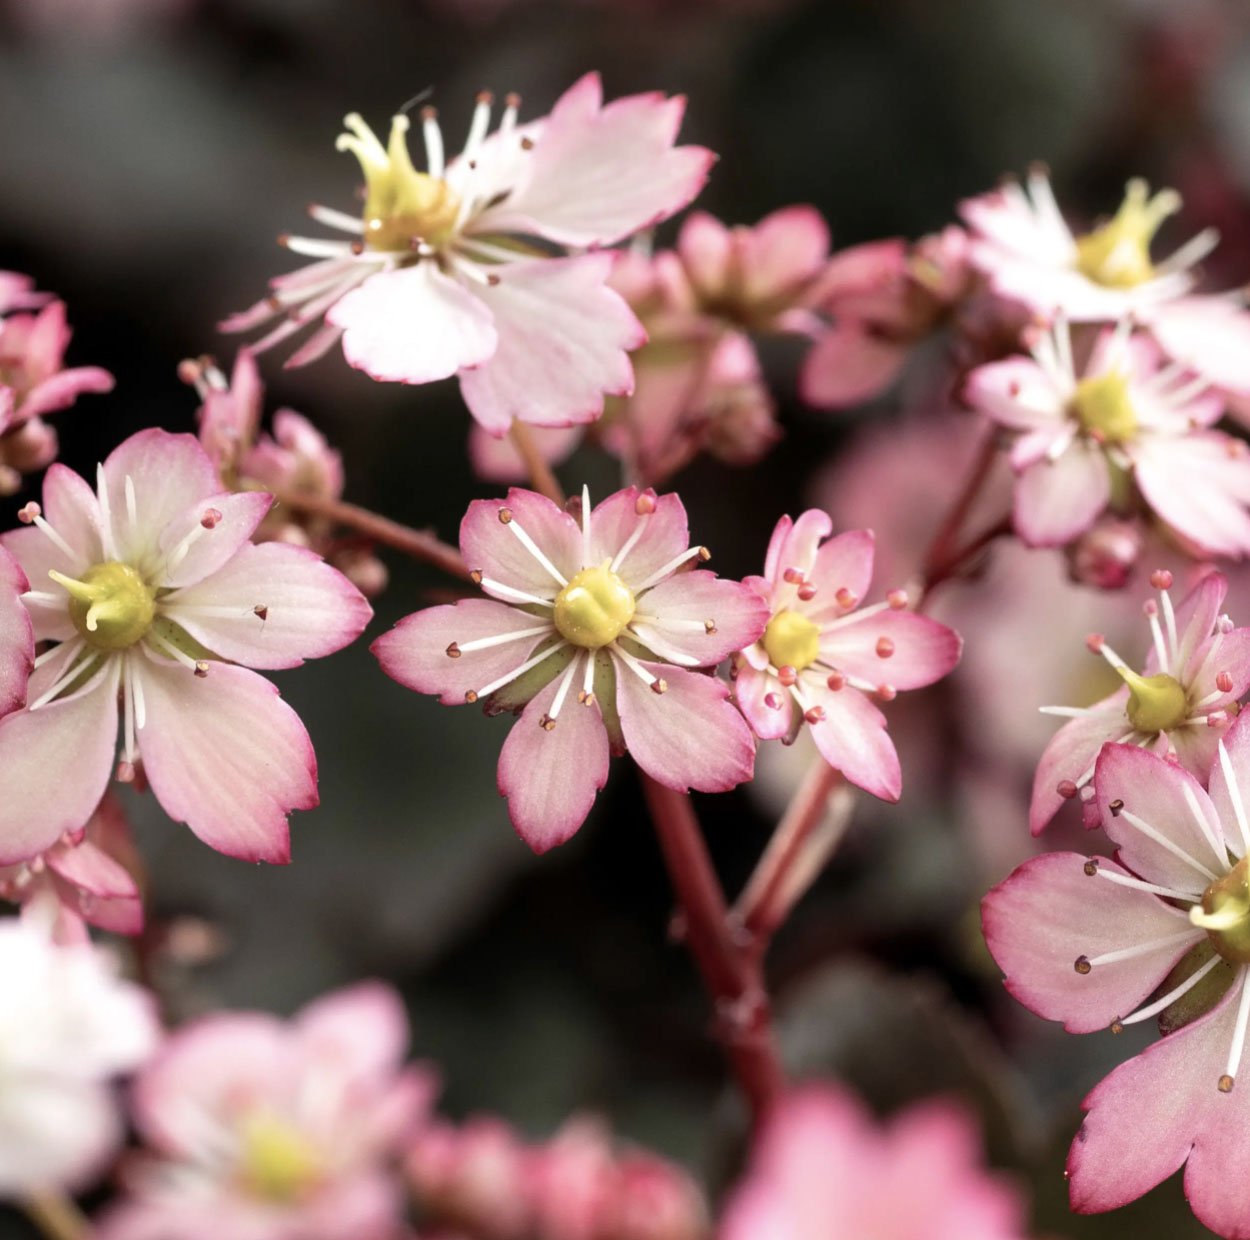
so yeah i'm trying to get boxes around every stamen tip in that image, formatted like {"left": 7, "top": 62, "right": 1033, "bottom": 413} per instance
{"left": 1150, "top": 569, "right": 1174, "bottom": 590}
{"left": 1074, "top": 955, "right": 1092, "bottom": 975}
{"left": 1220, "top": 1074, "right": 1236, "bottom": 1093}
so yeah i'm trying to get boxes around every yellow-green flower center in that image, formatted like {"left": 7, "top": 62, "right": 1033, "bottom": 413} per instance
{"left": 1074, "top": 179, "right": 1180, "bottom": 289}
{"left": 553, "top": 565, "right": 636, "bottom": 649}
{"left": 1070, "top": 370, "right": 1137, "bottom": 444}
{"left": 238, "top": 1112, "right": 324, "bottom": 1204}
{"left": 50, "top": 562, "right": 155, "bottom": 651}
{"left": 1120, "top": 667, "right": 1188, "bottom": 733}
{"left": 762, "top": 608, "right": 821, "bottom": 672}
{"left": 1193, "top": 857, "right": 1250, "bottom": 964}
{"left": 337, "top": 113, "right": 462, "bottom": 252}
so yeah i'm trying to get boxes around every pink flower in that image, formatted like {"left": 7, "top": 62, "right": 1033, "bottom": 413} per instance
{"left": 0, "top": 294, "right": 114, "bottom": 495}
{"left": 0, "top": 915, "right": 158, "bottom": 1198}
{"left": 97, "top": 983, "right": 434, "bottom": 1240}
{"left": 1030, "top": 570, "right": 1250, "bottom": 834}
{"left": 983, "top": 720, "right": 1250, "bottom": 1238}
{"left": 0, "top": 545, "right": 34, "bottom": 720}
{"left": 719, "top": 1083, "right": 1026, "bottom": 1240}
{"left": 225, "top": 74, "right": 712, "bottom": 434}
{"left": 0, "top": 793, "right": 142, "bottom": 942}
{"left": 733, "top": 511, "right": 961, "bottom": 801}
{"left": 182, "top": 349, "right": 264, "bottom": 479}
{"left": 372, "top": 485, "right": 766, "bottom": 852}
{"left": 0, "top": 428, "right": 372, "bottom": 865}
{"left": 964, "top": 320, "right": 1250, "bottom": 554}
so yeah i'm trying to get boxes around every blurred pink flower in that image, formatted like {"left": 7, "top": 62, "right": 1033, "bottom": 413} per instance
{"left": 226, "top": 75, "right": 713, "bottom": 434}
{"left": 0, "top": 793, "right": 141, "bottom": 942}
{"left": 964, "top": 320, "right": 1250, "bottom": 554}
{"left": 1030, "top": 570, "right": 1250, "bottom": 834}
{"left": 0, "top": 429, "right": 372, "bottom": 865}
{"left": 719, "top": 1083, "right": 1025, "bottom": 1240}
{"left": 0, "top": 291, "right": 114, "bottom": 495}
{"left": 373, "top": 485, "right": 766, "bottom": 852}
{"left": 0, "top": 545, "right": 33, "bottom": 722}
{"left": 734, "top": 511, "right": 961, "bottom": 801}
{"left": 0, "top": 915, "right": 158, "bottom": 1198}
{"left": 984, "top": 722, "right": 1250, "bottom": 1238}
{"left": 98, "top": 983, "right": 434, "bottom": 1240}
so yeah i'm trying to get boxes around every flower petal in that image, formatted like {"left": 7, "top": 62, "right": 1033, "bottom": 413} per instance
{"left": 1147, "top": 295, "right": 1250, "bottom": 395}
{"left": 328, "top": 262, "right": 499, "bottom": 384}
{"left": 962, "top": 357, "right": 1064, "bottom": 431}
{"left": 497, "top": 662, "right": 610, "bottom": 853}
{"left": 733, "top": 662, "right": 792, "bottom": 741}
{"left": 633, "top": 572, "right": 769, "bottom": 665}
{"left": 803, "top": 681, "right": 900, "bottom": 801}
{"left": 460, "top": 490, "right": 582, "bottom": 599}
{"left": 155, "top": 491, "right": 273, "bottom": 590}
{"left": 162, "top": 542, "right": 371, "bottom": 670}
{"left": 457, "top": 256, "right": 643, "bottom": 433}
{"left": 1013, "top": 441, "right": 1110, "bottom": 547}
{"left": 134, "top": 657, "right": 316, "bottom": 864}
{"left": 297, "top": 981, "right": 410, "bottom": 1079}
{"left": 763, "top": 509, "right": 833, "bottom": 586}
{"left": 820, "top": 609, "right": 961, "bottom": 691}
{"left": 615, "top": 660, "right": 755, "bottom": 793}
{"left": 586, "top": 488, "right": 689, "bottom": 591}
{"left": 982, "top": 852, "right": 1197, "bottom": 1033}
{"left": 0, "top": 547, "right": 32, "bottom": 718}
{"left": 1173, "top": 571, "right": 1227, "bottom": 680}
{"left": 800, "top": 321, "right": 908, "bottom": 409}
{"left": 805, "top": 529, "right": 876, "bottom": 621}
{"left": 1207, "top": 707, "right": 1250, "bottom": 859}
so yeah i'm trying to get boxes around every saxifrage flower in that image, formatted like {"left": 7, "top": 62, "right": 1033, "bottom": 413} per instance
{"left": 733, "top": 511, "right": 961, "bottom": 801}
{"left": 373, "top": 485, "right": 767, "bottom": 852}
{"left": 0, "top": 428, "right": 372, "bottom": 864}
{"left": 225, "top": 74, "right": 712, "bottom": 434}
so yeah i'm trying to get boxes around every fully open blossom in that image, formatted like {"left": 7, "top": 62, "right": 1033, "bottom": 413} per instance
{"left": 0, "top": 291, "right": 114, "bottom": 495}
{"left": 964, "top": 319, "right": 1250, "bottom": 554}
{"left": 225, "top": 75, "right": 712, "bottom": 433}
{"left": 733, "top": 511, "right": 961, "bottom": 802}
{"left": 0, "top": 915, "right": 158, "bottom": 1198}
{"left": 373, "top": 485, "right": 766, "bottom": 852}
{"left": 983, "top": 720, "right": 1250, "bottom": 1238}
{"left": 719, "top": 1083, "right": 1026, "bottom": 1240}
{"left": 97, "top": 983, "right": 434, "bottom": 1240}
{"left": 0, "top": 428, "right": 372, "bottom": 865}
{"left": 1030, "top": 570, "right": 1250, "bottom": 834}
{"left": 0, "top": 545, "right": 33, "bottom": 720}
{"left": 961, "top": 169, "right": 1250, "bottom": 392}
{"left": 0, "top": 793, "right": 142, "bottom": 942}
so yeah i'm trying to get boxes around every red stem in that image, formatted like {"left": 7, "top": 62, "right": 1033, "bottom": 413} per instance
{"left": 919, "top": 426, "right": 1000, "bottom": 588}
{"left": 641, "top": 774, "right": 785, "bottom": 1127}
{"left": 509, "top": 421, "right": 567, "bottom": 506}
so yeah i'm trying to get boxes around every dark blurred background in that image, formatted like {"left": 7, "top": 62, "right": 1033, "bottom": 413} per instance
{"left": 4, "top": 1, "right": 1250, "bottom": 1234}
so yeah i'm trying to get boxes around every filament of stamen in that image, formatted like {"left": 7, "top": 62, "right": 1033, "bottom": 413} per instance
{"left": 473, "top": 641, "right": 566, "bottom": 699}
{"left": 307, "top": 204, "right": 366, "bottom": 234}
{"left": 1180, "top": 779, "right": 1231, "bottom": 870}
{"left": 1118, "top": 808, "right": 1220, "bottom": 882}
{"left": 1084, "top": 928, "right": 1203, "bottom": 968}
{"left": 580, "top": 649, "right": 596, "bottom": 703}
{"left": 1094, "top": 868, "right": 1198, "bottom": 902}
{"left": 122, "top": 655, "right": 138, "bottom": 763}
{"left": 148, "top": 629, "right": 204, "bottom": 672}
{"left": 609, "top": 513, "right": 649, "bottom": 575}
{"left": 548, "top": 655, "right": 580, "bottom": 721}
{"left": 32, "top": 515, "right": 79, "bottom": 563}
{"left": 1154, "top": 227, "right": 1219, "bottom": 277}
{"left": 464, "top": 94, "right": 492, "bottom": 159}
{"left": 1054, "top": 315, "right": 1075, "bottom": 384}
{"left": 26, "top": 640, "right": 86, "bottom": 706}
{"left": 627, "top": 623, "right": 699, "bottom": 667}
{"left": 1039, "top": 705, "right": 1093, "bottom": 718}
{"left": 633, "top": 546, "right": 707, "bottom": 593}
{"left": 421, "top": 109, "right": 445, "bottom": 180}
{"left": 476, "top": 578, "right": 555, "bottom": 608}
{"left": 124, "top": 476, "right": 138, "bottom": 529}
{"left": 1147, "top": 606, "right": 1170, "bottom": 674}
{"left": 28, "top": 649, "right": 107, "bottom": 712}
{"left": 818, "top": 600, "right": 890, "bottom": 636}
{"left": 1160, "top": 589, "right": 1180, "bottom": 668}
{"left": 282, "top": 236, "right": 360, "bottom": 260}
{"left": 502, "top": 516, "right": 568, "bottom": 587}
{"left": 1222, "top": 974, "right": 1250, "bottom": 1091}
{"left": 610, "top": 642, "right": 660, "bottom": 687}
{"left": 1219, "top": 739, "right": 1250, "bottom": 856}
{"left": 454, "top": 625, "right": 551, "bottom": 655}
{"left": 1120, "top": 954, "right": 1222, "bottom": 1028}
{"left": 95, "top": 464, "right": 119, "bottom": 561}
{"left": 580, "top": 485, "right": 593, "bottom": 569}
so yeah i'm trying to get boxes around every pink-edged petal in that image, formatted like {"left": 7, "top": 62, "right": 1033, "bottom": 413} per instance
{"left": 633, "top": 571, "right": 769, "bottom": 665}
{"left": 1174, "top": 571, "right": 1227, "bottom": 680}
{"left": 0, "top": 662, "right": 119, "bottom": 864}
{"left": 1013, "top": 441, "right": 1110, "bottom": 547}
{"left": 586, "top": 488, "right": 689, "bottom": 591}
{"left": 804, "top": 530, "right": 876, "bottom": 620}
{"left": 1134, "top": 433, "right": 1250, "bottom": 558}
{"left": 1095, "top": 742, "right": 1223, "bottom": 895}
{"left": 1067, "top": 978, "right": 1244, "bottom": 1222}
{"left": 804, "top": 681, "right": 900, "bottom": 801}
{"left": 48, "top": 840, "right": 142, "bottom": 937}
{"left": 1187, "top": 625, "right": 1250, "bottom": 706}
{"left": 0, "top": 546, "right": 33, "bottom": 718}
{"left": 820, "top": 609, "right": 961, "bottom": 691}
{"left": 457, "top": 256, "right": 643, "bottom": 434}
{"left": 460, "top": 489, "right": 582, "bottom": 598}
{"left": 763, "top": 509, "right": 833, "bottom": 585}
{"left": 372, "top": 599, "right": 550, "bottom": 706}
{"left": 468, "top": 422, "right": 582, "bottom": 483}
{"left": 297, "top": 980, "right": 409, "bottom": 1078}
{"left": 162, "top": 542, "right": 371, "bottom": 669}
{"left": 156, "top": 490, "right": 273, "bottom": 589}
{"left": 328, "top": 262, "right": 498, "bottom": 384}
{"left": 1030, "top": 702, "right": 1127, "bottom": 834}
{"left": 675, "top": 212, "right": 732, "bottom": 299}
{"left": 615, "top": 660, "right": 754, "bottom": 793}
{"left": 18, "top": 367, "right": 114, "bottom": 423}
{"left": 480, "top": 73, "right": 713, "bottom": 247}
{"left": 101, "top": 431, "right": 218, "bottom": 567}
{"left": 497, "top": 663, "right": 610, "bottom": 853}
{"left": 733, "top": 662, "right": 792, "bottom": 741}
{"left": 962, "top": 356, "right": 1064, "bottom": 431}
{"left": 1147, "top": 296, "right": 1250, "bottom": 395}
{"left": 1208, "top": 708, "right": 1250, "bottom": 858}
{"left": 739, "top": 205, "right": 831, "bottom": 304}
{"left": 1169, "top": 723, "right": 1226, "bottom": 789}
{"left": 982, "top": 852, "right": 1197, "bottom": 1033}
{"left": 134, "top": 656, "right": 316, "bottom": 864}
{"left": 2, "top": 462, "right": 103, "bottom": 578}
{"left": 799, "top": 321, "right": 908, "bottom": 410}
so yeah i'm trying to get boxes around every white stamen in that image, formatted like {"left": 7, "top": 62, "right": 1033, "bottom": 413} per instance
{"left": 1154, "top": 227, "right": 1219, "bottom": 276}
{"left": 610, "top": 513, "right": 650, "bottom": 575}
{"left": 1054, "top": 314, "right": 1075, "bottom": 383}
{"left": 454, "top": 624, "right": 552, "bottom": 654}
{"left": 33, "top": 516, "right": 78, "bottom": 564}
{"left": 95, "top": 463, "right": 118, "bottom": 560}
{"left": 627, "top": 623, "right": 700, "bottom": 667}
{"left": 1118, "top": 808, "right": 1220, "bottom": 882}
{"left": 422, "top": 111, "right": 446, "bottom": 179}
{"left": 1119, "top": 954, "right": 1222, "bottom": 1027}
{"left": 464, "top": 95, "right": 492, "bottom": 159}
{"left": 610, "top": 642, "right": 660, "bottom": 687}
{"left": 1148, "top": 608, "right": 1170, "bottom": 674}
{"left": 147, "top": 629, "right": 203, "bottom": 672}
{"left": 23, "top": 591, "right": 68, "bottom": 607}
{"left": 503, "top": 516, "right": 568, "bottom": 587}
{"left": 1161, "top": 588, "right": 1180, "bottom": 669}
{"left": 633, "top": 615, "right": 713, "bottom": 633}
{"left": 1181, "top": 778, "right": 1231, "bottom": 869}
{"left": 1219, "top": 738, "right": 1250, "bottom": 856}
{"left": 1223, "top": 974, "right": 1250, "bottom": 1089}
{"left": 125, "top": 475, "right": 138, "bottom": 529}
{"left": 474, "top": 641, "right": 566, "bottom": 699}
{"left": 580, "top": 485, "right": 593, "bottom": 569}
{"left": 819, "top": 600, "right": 890, "bottom": 636}
{"left": 1094, "top": 867, "right": 1198, "bottom": 902}
{"left": 122, "top": 655, "right": 137, "bottom": 762}
{"left": 633, "top": 546, "right": 706, "bottom": 593}
{"left": 478, "top": 578, "right": 555, "bottom": 608}
{"left": 1039, "top": 705, "right": 1093, "bottom": 718}
{"left": 307, "top": 204, "right": 366, "bottom": 234}
{"left": 1094, "top": 640, "right": 1131, "bottom": 674}
{"left": 581, "top": 649, "right": 597, "bottom": 702}
{"left": 282, "top": 236, "right": 359, "bottom": 260}
{"left": 1045, "top": 423, "right": 1078, "bottom": 463}
{"left": 1085, "top": 928, "right": 1203, "bottom": 968}
{"left": 132, "top": 659, "right": 146, "bottom": 729}
{"left": 27, "top": 647, "right": 103, "bottom": 711}
{"left": 548, "top": 655, "right": 580, "bottom": 720}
